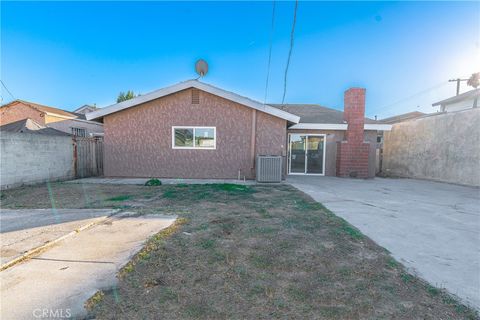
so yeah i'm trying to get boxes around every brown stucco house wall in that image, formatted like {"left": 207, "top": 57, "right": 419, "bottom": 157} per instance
{"left": 87, "top": 80, "right": 390, "bottom": 180}
{"left": 103, "top": 88, "right": 286, "bottom": 179}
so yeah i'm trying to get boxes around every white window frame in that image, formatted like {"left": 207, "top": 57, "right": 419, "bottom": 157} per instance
{"left": 172, "top": 126, "right": 216, "bottom": 150}
{"left": 71, "top": 127, "right": 87, "bottom": 137}
{"left": 287, "top": 133, "right": 326, "bottom": 176}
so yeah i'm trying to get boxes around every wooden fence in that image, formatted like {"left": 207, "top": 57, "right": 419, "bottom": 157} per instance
{"left": 74, "top": 137, "right": 104, "bottom": 178}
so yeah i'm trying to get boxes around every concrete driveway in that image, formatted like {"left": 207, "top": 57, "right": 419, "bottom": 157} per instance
{"left": 288, "top": 176, "right": 480, "bottom": 309}
{"left": 1, "top": 211, "right": 176, "bottom": 319}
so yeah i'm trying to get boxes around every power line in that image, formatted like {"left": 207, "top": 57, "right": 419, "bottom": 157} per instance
{"left": 375, "top": 81, "right": 448, "bottom": 115}
{"left": 263, "top": 0, "right": 276, "bottom": 104}
{"left": 281, "top": 0, "right": 298, "bottom": 104}
{"left": 0, "top": 80, "right": 15, "bottom": 101}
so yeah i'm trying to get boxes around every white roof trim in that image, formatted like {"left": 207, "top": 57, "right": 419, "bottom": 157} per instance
{"left": 364, "top": 124, "right": 392, "bottom": 131}
{"left": 289, "top": 123, "right": 392, "bottom": 131}
{"left": 86, "top": 80, "right": 300, "bottom": 123}
{"left": 289, "top": 123, "right": 348, "bottom": 130}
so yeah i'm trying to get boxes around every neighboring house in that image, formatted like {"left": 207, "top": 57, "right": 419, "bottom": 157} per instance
{"left": 87, "top": 80, "right": 391, "bottom": 180}
{"left": 0, "top": 118, "right": 70, "bottom": 136}
{"left": 432, "top": 88, "right": 479, "bottom": 112}
{"left": 379, "top": 111, "right": 426, "bottom": 124}
{"left": 74, "top": 104, "right": 98, "bottom": 114}
{"left": 0, "top": 100, "right": 103, "bottom": 137}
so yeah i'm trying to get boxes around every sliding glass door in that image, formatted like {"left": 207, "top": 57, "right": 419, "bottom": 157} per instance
{"left": 288, "top": 134, "right": 325, "bottom": 175}
{"left": 289, "top": 134, "right": 306, "bottom": 173}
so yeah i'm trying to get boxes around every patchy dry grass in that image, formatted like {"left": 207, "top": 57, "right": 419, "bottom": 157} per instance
{"left": 1, "top": 182, "right": 476, "bottom": 319}
{"left": 0, "top": 182, "right": 149, "bottom": 209}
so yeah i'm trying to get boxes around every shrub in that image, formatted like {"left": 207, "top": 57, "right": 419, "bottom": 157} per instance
{"left": 145, "top": 178, "right": 162, "bottom": 186}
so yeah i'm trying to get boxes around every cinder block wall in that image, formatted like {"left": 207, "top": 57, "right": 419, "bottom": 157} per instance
{"left": 0, "top": 132, "right": 74, "bottom": 189}
{"left": 382, "top": 108, "right": 480, "bottom": 187}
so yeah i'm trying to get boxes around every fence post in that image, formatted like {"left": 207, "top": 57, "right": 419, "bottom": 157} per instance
{"left": 73, "top": 137, "right": 78, "bottom": 178}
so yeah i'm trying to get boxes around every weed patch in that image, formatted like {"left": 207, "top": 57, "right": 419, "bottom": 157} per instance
{"left": 85, "top": 290, "right": 105, "bottom": 310}
{"left": 198, "top": 238, "right": 215, "bottom": 249}
{"left": 107, "top": 195, "right": 133, "bottom": 202}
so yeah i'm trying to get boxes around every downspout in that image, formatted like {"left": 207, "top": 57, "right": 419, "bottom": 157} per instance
{"left": 250, "top": 109, "right": 257, "bottom": 178}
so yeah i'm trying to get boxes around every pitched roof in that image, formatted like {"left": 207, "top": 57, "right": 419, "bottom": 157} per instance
{"left": 74, "top": 104, "right": 98, "bottom": 114}
{"left": 379, "top": 111, "right": 426, "bottom": 124}
{"left": 268, "top": 104, "right": 378, "bottom": 124}
{"left": 86, "top": 80, "right": 300, "bottom": 123}
{"left": 432, "top": 88, "right": 480, "bottom": 106}
{"left": 1, "top": 100, "right": 78, "bottom": 119}
{"left": 0, "top": 118, "right": 70, "bottom": 136}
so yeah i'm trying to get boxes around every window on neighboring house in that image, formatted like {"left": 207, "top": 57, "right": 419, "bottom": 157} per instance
{"left": 71, "top": 127, "right": 87, "bottom": 137}
{"left": 172, "top": 127, "right": 215, "bottom": 149}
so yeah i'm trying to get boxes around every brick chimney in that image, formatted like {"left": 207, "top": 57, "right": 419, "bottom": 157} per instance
{"left": 336, "top": 88, "right": 370, "bottom": 178}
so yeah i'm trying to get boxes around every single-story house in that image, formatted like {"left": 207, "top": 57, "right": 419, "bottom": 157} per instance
{"left": 379, "top": 111, "right": 426, "bottom": 124}
{"left": 0, "top": 118, "right": 70, "bottom": 136}
{"left": 86, "top": 80, "right": 391, "bottom": 180}
{"left": 0, "top": 100, "right": 104, "bottom": 137}
{"left": 432, "top": 88, "right": 479, "bottom": 112}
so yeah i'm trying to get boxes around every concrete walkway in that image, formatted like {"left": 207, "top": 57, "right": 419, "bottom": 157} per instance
{"left": 1, "top": 209, "right": 116, "bottom": 266}
{"left": 67, "top": 177, "right": 256, "bottom": 185}
{"left": 1, "top": 212, "right": 176, "bottom": 320}
{"left": 287, "top": 176, "right": 480, "bottom": 309}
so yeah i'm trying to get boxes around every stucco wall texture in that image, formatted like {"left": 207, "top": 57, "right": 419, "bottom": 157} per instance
{"left": 382, "top": 108, "right": 480, "bottom": 187}
{"left": 103, "top": 88, "right": 286, "bottom": 179}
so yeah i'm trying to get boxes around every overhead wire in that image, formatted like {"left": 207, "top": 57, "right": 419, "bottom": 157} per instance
{"left": 263, "top": 0, "right": 276, "bottom": 104}
{"left": 0, "top": 80, "right": 15, "bottom": 101}
{"left": 281, "top": 0, "right": 298, "bottom": 104}
{"left": 374, "top": 81, "right": 449, "bottom": 116}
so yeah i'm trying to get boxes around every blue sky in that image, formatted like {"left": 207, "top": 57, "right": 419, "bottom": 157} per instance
{"left": 1, "top": 1, "right": 479, "bottom": 118}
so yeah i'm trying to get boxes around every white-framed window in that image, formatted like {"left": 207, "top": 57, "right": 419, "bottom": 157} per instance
{"left": 172, "top": 126, "right": 216, "bottom": 149}
{"left": 71, "top": 127, "right": 87, "bottom": 137}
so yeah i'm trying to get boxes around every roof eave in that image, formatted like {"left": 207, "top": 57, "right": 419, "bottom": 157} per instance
{"left": 86, "top": 80, "right": 300, "bottom": 123}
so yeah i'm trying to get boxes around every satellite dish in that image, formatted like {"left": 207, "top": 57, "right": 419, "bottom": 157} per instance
{"left": 195, "top": 59, "right": 208, "bottom": 78}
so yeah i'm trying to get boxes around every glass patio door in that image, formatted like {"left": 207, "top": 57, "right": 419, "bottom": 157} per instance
{"left": 289, "top": 134, "right": 306, "bottom": 173}
{"left": 288, "top": 134, "right": 325, "bottom": 175}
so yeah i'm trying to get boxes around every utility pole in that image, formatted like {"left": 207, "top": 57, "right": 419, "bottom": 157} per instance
{"left": 448, "top": 78, "right": 469, "bottom": 95}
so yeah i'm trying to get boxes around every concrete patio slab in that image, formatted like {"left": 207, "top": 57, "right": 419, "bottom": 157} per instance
{"left": 0, "top": 209, "right": 117, "bottom": 266}
{"left": 66, "top": 177, "right": 256, "bottom": 185}
{"left": 1, "top": 212, "right": 177, "bottom": 320}
{"left": 288, "top": 176, "right": 480, "bottom": 309}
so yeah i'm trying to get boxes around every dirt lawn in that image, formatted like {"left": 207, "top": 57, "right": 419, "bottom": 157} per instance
{"left": 1, "top": 182, "right": 477, "bottom": 319}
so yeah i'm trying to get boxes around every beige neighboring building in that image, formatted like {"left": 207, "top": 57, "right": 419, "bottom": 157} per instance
{"left": 0, "top": 100, "right": 103, "bottom": 137}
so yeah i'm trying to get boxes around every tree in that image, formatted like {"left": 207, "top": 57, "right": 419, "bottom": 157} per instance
{"left": 467, "top": 72, "right": 479, "bottom": 89}
{"left": 117, "top": 90, "right": 137, "bottom": 103}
